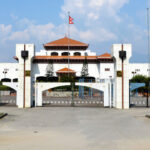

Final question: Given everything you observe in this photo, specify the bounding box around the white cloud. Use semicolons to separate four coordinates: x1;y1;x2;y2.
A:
0;19;57;43
87;13;99;20
59;0;131;45
78;28;117;42
0;17;117;57
0;20;62;62
61;0;129;22
0;19;67;51
79;30;95;41
16;18;35;28
0;24;12;37
0;0;147;62
8;29;30;41
89;0;104;8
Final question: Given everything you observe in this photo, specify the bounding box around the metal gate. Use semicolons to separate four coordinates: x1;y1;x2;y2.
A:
42;83;104;107
129;82;150;107
0;89;16;106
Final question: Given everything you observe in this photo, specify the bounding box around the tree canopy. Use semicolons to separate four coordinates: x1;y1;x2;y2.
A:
130;75;150;86
130;75;150;93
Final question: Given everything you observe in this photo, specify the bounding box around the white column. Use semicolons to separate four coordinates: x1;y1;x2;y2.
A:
35;83;43;107
16;44;35;108
109;81;112;108
104;83;109;107
111;44;132;109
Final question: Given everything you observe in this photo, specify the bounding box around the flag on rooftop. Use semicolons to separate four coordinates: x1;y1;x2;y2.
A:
69;16;74;24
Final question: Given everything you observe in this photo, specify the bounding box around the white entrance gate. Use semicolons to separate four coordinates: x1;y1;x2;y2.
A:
35;82;111;107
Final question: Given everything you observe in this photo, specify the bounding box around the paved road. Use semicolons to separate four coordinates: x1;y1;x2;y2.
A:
0;107;150;150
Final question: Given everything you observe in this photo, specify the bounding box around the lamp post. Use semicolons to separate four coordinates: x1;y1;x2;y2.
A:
21;45;29;108
132;71;136;78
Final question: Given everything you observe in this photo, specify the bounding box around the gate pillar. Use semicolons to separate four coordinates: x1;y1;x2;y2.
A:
111;44;132;109
35;83;43;107
16;44;35;108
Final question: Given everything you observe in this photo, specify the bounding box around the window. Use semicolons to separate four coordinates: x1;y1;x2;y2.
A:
135;69;140;72
74;52;81;56
62;52;70;56
51;52;58;56
105;68;110;71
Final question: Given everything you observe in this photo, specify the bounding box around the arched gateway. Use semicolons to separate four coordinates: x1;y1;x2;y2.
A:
1;82;18;106
35;82;111;107
6;37;132;109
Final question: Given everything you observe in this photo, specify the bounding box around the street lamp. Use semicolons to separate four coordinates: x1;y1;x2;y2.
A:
132;71;136;78
3;69;8;78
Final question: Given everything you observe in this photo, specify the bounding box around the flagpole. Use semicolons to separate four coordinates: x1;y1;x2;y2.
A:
68;11;70;78
147;8;150;77
147;8;150;107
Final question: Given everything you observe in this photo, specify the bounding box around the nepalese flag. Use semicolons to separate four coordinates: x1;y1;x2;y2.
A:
69;16;74;24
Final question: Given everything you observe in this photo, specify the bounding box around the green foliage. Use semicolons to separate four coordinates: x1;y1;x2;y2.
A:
36;76;58;82
130;75;150;94
60;75;75;82
130;75;147;83
0;85;12;91
52;85;72;91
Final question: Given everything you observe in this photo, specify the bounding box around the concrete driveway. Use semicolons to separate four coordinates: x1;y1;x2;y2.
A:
0;107;150;150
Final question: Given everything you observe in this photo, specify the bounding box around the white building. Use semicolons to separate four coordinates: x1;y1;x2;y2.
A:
0;37;149;109
0;37;149;82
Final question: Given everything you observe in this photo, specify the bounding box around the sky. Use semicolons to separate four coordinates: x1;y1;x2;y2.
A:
0;0;150;63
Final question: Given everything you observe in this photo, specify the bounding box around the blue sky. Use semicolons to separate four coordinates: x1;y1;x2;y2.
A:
0;0;150;62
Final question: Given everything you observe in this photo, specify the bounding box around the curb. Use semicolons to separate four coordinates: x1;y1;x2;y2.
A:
0;113;8;119
145;115;150;118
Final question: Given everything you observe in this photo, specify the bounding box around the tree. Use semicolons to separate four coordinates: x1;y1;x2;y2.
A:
130;75;147;83
60;74;75;82
81;55;88;77
45;62;53;77
130;75;150;95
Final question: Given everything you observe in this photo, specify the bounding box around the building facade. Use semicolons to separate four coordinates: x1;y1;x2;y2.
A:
0;37;149;109
0;37;149;82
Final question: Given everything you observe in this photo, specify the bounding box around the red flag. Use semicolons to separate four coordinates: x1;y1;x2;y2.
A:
69;16;74;24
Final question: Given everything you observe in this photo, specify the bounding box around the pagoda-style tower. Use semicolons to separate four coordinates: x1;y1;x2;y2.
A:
44;36;89;50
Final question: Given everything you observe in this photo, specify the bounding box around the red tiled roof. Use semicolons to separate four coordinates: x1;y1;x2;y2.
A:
97;53;111;58
56;67;76;73
44;37;88;47
34;56;97;60
34;53;112;60
14;53;112;62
